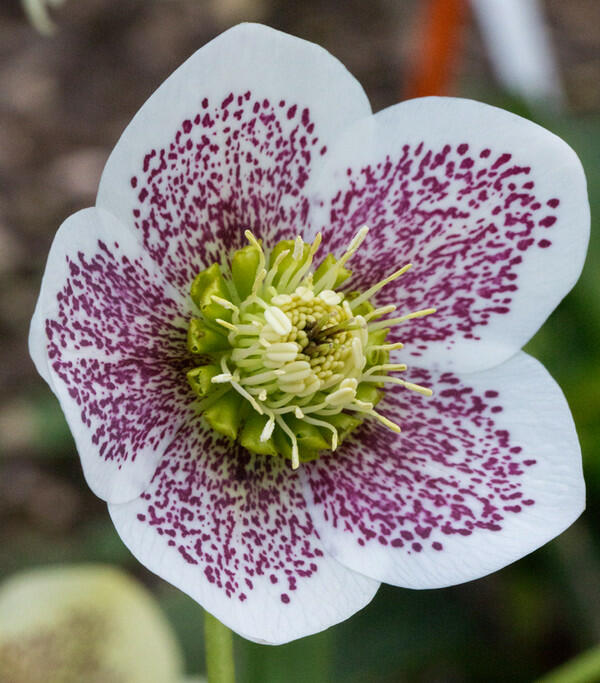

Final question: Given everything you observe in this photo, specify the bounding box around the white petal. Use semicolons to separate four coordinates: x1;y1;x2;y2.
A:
97;23;371;291
303;352;584;588
109;418;379;644
29;207;194;504
310;97;589;372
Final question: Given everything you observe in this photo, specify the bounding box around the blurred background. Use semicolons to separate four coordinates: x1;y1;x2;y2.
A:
0;0;599;681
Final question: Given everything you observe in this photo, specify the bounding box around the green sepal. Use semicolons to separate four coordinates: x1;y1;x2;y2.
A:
190;263;232;321
231;244;261;300
203;390;243;440
239;412;278;456
313;254;351;288
187;318;229;354
186;365;219;398
323;411;363;444
356;383;383;406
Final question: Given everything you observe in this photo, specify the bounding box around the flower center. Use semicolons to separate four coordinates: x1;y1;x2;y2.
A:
186;227;435;469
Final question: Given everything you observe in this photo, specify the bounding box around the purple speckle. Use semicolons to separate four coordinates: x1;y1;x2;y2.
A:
306;367;536;556
321;139;560;351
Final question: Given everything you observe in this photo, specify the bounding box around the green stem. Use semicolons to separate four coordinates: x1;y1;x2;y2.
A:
204;610;235;683
536;645;600;683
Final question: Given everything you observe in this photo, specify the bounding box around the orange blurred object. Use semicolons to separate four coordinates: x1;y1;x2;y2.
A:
405;0;467;98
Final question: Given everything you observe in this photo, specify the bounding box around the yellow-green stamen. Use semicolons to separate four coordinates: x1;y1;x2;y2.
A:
186;226;435;469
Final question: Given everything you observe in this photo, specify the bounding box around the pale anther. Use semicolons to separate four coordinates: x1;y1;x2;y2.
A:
292;235;304;260
271;293;292;306
325;386;357;406
368;307;437;331
216;318;238;332
265;342;300;364
339;225;369;267
211;295;239;312
264;306;292;335
212;373;233;384
260;416;275;442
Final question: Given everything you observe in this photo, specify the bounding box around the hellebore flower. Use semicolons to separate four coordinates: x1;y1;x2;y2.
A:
29;24;589;644
0;565;183;682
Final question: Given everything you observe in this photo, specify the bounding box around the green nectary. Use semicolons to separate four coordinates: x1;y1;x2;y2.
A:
185;227;434;469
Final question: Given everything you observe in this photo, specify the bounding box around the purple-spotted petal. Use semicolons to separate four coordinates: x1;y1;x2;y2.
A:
29;208;195;503
109;417;379;645
309;97;589;372
303;352;584;588
97;23;371;291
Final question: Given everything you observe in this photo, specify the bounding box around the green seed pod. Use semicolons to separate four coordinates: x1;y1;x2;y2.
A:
186;365;220;398
231;243;261;300
239;412;278;456
190;263;231;321
203;391;243;440
187;318;229;354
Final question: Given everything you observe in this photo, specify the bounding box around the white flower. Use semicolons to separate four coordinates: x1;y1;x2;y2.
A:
30;24;589;644
0;565;183;682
